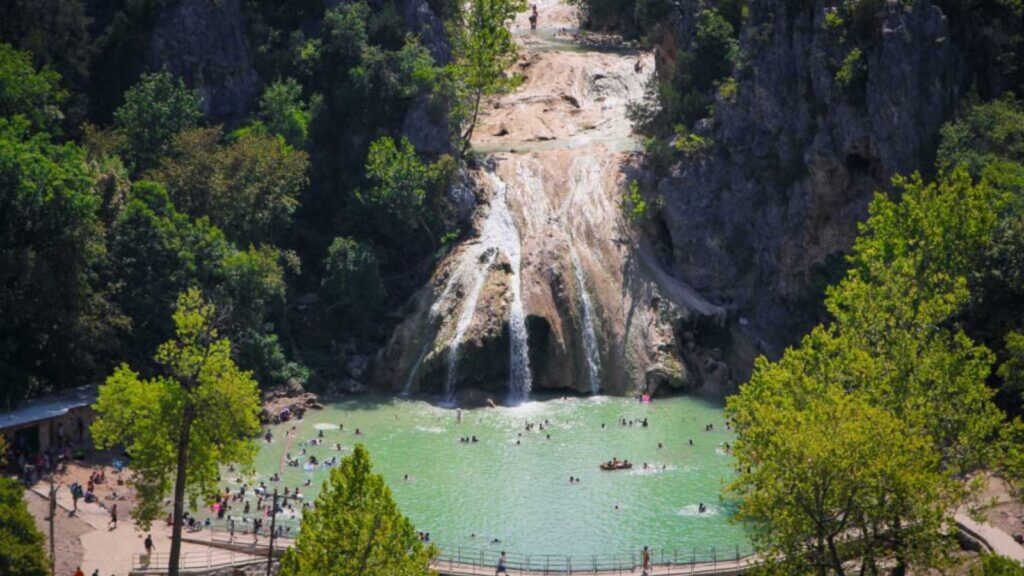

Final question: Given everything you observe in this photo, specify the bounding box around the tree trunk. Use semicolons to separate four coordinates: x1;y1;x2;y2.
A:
891;516;906;576
460;89;483;157
826;535;844;576
168;404;195;576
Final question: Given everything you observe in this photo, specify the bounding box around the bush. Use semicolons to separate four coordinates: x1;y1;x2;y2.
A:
835;48;866;90
972;554;1024;575
0;478;49;576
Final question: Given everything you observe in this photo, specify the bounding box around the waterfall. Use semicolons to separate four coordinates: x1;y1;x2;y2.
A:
443;250;496;402
483;172;532;402
404;267;467;395
570;246;601;394
441;172;531;403
402;335;433;395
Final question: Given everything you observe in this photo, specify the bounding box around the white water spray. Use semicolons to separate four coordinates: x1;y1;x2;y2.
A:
570;246;601;394
443;249;497;401
440;171;532;403
483;173;532;402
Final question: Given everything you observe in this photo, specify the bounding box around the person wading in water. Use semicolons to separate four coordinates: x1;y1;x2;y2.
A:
529;4;538;30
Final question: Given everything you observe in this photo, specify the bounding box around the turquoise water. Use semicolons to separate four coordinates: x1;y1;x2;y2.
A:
247;395;748;558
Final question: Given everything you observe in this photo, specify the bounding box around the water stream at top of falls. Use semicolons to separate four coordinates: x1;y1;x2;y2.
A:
570;246;601;394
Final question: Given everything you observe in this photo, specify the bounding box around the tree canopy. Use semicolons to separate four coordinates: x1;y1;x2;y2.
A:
113;72;202;175
91;288;262;575
0;477;50;576
727;167;1011;573
280;444;436;576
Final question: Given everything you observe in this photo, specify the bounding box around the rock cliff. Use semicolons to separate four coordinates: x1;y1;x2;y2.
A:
652;0;965;369
146;0;260;126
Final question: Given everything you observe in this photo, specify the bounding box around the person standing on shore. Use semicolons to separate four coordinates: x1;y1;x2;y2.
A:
641;546;651;575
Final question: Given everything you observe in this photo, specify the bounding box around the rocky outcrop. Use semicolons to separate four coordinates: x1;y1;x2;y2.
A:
653;0;965;362
146;0;260;126
375;21;736;400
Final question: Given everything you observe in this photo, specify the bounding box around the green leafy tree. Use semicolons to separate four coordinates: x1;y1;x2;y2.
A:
728;168;1008;573
214;245;306;387
660;8;737;128
0;43;67;133
280;444;435;576
998;332;1024;403
321;237;386;328
0;0;92;97
729;380;947;575
108;181;298;386
0;117;115;408
446;0;525;154
938;95;1024;178
0;477;50;576
150;127;309;245
113;71;202;175
258;78;311;148
91;288;261;576
972;554;1024;575
107;181;231;361
360;136;428;227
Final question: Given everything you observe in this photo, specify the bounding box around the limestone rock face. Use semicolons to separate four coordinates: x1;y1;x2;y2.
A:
374;23;732;400
146;0;260;126
655;0;964;361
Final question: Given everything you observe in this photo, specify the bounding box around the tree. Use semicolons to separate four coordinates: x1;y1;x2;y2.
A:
938;95;1024;178
91;288;262;576
0;477;50;576
360;136;428;227
107;181;231;363
149;127;309;246
0;43;67;133
972;554;1024;575
258;78;311;148
998;332;1024;404
113;71;202;175
727;168;1009;573
446;0;525;154
729;380;947;575
0;117;115;408
321;237;386;328
280;444;435;576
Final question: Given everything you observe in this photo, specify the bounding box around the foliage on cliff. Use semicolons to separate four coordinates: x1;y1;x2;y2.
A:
727;96;1024;570
0;0;525;404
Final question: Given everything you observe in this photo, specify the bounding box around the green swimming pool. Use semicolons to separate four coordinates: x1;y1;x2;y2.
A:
246;394;748;558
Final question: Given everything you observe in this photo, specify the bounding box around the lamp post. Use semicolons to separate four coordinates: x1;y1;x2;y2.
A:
266;489;278;576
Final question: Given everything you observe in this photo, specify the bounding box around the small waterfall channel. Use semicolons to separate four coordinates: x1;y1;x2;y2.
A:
428;171;532;403
570;246;601;394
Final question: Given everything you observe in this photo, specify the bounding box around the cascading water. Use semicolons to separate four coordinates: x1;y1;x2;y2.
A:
440;172;532;403
403;267;469;395
570;246;601;394
483;172;532;402
443;249;496;401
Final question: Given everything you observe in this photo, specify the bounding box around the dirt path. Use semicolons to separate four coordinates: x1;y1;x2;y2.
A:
25;488;90;576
